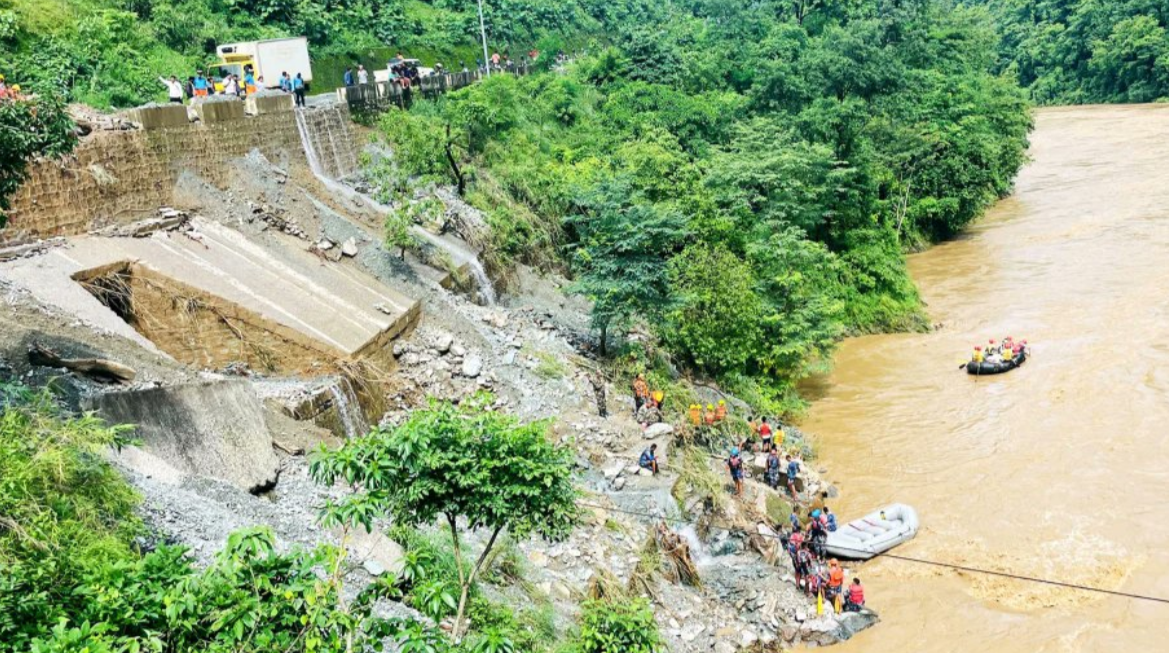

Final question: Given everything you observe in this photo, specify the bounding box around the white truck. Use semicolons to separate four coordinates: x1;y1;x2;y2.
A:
213;37;312;89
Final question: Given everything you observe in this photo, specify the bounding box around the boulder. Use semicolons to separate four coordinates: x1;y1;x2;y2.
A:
341;237;359;257
461;355;483;378
433;332;454;354
643;422;674;439
348;529;405;577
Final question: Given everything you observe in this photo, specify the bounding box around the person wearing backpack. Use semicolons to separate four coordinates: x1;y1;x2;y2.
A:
785;454;801;501
726;447;744;496
765;449;782;489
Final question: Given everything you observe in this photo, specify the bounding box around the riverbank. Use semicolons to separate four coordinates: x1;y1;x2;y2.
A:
799;104;1169;653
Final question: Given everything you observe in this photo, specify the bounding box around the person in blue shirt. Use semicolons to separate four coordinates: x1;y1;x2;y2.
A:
244;67;257;94
785;454;801;501
292;72;306;107
639;444;658;475
343;67;354;86
279;71;292;92
192;70;209;97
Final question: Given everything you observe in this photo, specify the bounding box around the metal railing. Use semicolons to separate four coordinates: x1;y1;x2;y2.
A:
336;63;532;112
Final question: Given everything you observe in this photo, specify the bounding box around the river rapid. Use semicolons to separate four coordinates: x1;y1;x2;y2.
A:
800;105;1169;651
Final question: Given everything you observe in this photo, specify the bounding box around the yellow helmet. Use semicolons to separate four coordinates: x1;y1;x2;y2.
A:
10;84;19;92
718;400;725;405
0;73;5;81
707;404;714;410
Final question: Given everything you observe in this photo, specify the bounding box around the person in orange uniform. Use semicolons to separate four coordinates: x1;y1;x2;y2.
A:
632;374;649;414
714;399;727;421
704;404;716;426
845;578;865;612
688;404;702;426
826;559;845;612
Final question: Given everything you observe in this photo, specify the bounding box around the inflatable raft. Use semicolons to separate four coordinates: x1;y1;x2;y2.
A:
825;503;919;560
966;350;1027;375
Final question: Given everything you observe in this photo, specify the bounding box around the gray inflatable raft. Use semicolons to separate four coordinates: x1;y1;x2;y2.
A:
825;503;920;560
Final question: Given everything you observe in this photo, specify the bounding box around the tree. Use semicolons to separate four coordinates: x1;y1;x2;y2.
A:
385;208;415;259
309;396;580;641
565;178;690;355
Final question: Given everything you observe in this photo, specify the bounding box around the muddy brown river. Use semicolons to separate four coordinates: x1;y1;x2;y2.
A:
801;105;1169;651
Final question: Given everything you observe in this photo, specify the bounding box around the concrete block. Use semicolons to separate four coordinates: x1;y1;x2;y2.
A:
131;104;190;130
246;93;294;116
89;380;279;493
193;98;246;124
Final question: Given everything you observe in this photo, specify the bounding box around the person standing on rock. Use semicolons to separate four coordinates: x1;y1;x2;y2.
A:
632;374;649;415
759;416;774;453
765;448;782;489
726;447;744;496
293;73;306;107
785;454;801;501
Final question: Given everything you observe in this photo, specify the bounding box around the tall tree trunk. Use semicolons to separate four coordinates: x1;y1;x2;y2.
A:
445;123;466;195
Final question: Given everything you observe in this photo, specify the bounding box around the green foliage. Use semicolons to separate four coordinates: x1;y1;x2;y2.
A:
973;0;1169;104
367;0;1031;415
576;598;662;653
311;395;579;637
0;93;77;227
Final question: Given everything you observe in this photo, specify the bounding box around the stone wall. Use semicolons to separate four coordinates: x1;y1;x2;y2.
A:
3;103;356;245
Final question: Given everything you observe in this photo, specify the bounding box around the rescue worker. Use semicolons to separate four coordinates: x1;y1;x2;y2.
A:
827;559;845;612
971;345;984;363
714;399;727;421
639;444;659;475
807;509;827;559
845;578;865;611
688;403;701;426
786;454;801;501
759;416;773;453
632;374;649;414
704;405;717;426
824;506;838;532
1003;342;1015;362
0;74;7;99
726;447;744;496
765;448;782;489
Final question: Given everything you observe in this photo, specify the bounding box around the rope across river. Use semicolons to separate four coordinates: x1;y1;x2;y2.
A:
576;501;1169;606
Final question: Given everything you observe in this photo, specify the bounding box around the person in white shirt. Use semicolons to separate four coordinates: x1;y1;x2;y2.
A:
357;65;368;84
159;75;184;103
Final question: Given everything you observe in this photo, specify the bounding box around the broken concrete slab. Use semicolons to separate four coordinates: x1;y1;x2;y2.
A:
89;380;279;493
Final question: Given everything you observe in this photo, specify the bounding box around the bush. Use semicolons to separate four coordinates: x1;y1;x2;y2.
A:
576;598;662;653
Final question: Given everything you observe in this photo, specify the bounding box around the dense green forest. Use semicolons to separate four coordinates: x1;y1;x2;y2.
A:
375;0;1032;410
972;0;1169;104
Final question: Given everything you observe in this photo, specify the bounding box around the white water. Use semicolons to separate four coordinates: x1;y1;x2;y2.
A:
409;226;497;306
293;108;497;305
677;525;712;567
328;377;369;439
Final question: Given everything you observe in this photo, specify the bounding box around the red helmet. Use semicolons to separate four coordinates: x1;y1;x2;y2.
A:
988;339;996;344
1004;336;1013;341
1021;339;1028;344
974;346;982;351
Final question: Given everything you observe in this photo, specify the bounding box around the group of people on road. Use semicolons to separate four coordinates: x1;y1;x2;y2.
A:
159;67;307;107
970;335;1027;365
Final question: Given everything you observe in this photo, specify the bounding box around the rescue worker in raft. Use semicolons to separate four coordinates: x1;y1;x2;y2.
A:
971;345;984;364
985;339;1003;364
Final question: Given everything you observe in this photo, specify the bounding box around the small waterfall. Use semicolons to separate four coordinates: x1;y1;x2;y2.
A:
410;227;496;305
328;377;369;439
293;107;497;305
677;525;712;566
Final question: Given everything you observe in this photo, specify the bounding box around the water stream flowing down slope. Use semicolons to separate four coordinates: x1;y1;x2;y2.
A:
801;105;1169;651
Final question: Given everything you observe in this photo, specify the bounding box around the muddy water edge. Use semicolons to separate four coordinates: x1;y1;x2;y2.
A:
800;105;1169;651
